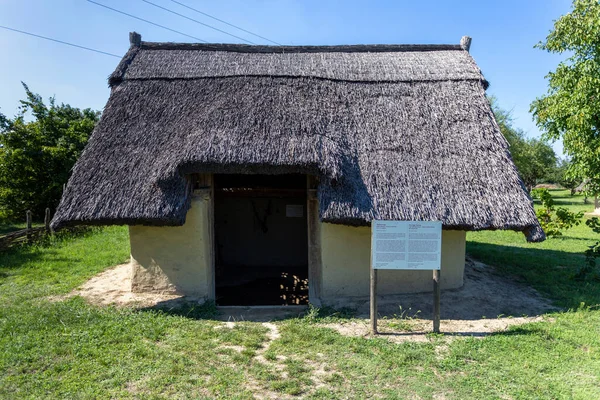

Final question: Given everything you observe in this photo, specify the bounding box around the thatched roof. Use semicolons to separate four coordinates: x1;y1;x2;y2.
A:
52;33;544;242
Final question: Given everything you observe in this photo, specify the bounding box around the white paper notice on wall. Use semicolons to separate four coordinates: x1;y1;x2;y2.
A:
371;220;442;270
286;204;304;218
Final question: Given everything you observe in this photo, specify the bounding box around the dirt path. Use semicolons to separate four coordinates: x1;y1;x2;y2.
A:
253;322;281;364
216;321;290;399
58;257;557;340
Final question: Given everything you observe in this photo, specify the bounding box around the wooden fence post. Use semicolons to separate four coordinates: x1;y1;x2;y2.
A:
370;267;378;335
45;208;51;233
26;210;32;243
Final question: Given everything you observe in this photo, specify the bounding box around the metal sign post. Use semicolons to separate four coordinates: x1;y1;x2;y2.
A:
370;220;442;335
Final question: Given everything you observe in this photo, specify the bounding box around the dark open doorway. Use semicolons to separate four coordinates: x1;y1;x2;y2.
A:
214;174;309;306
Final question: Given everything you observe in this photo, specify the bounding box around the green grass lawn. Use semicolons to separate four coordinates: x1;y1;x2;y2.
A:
1;192;600;399
468;189;600;308
0;221;44;236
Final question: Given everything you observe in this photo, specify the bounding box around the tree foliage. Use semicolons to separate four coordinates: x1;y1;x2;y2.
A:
490;97;557;190
548;158;581;194
0;84;99;221
578;217;600;281
531;0;600;195
533;188;583;237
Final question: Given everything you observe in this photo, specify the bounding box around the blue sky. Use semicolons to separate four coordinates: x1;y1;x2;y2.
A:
1;0;571;154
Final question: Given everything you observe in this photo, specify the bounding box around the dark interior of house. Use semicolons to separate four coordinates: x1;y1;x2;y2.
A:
214;174;309;306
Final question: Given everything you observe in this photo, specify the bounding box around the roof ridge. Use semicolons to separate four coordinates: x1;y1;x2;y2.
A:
121;75;488;88
139;42;464;53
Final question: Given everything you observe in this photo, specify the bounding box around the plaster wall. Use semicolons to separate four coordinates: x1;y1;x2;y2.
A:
128;196;467;303
130;194;212;298
320;223;466;302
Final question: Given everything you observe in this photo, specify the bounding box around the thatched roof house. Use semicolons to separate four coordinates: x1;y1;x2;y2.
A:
52;33;542;241
51;33;543;305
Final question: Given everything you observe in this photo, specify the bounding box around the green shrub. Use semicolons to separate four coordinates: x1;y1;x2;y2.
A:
535;188;583;237
576;217;600;281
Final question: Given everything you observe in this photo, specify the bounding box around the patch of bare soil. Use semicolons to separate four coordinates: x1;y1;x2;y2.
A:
324;316;552;343
326;256;557;320
55;263;185;307
57;257;557;342
304;354;342;391
323;256;558;342
217;321;293;400
253;322;282;365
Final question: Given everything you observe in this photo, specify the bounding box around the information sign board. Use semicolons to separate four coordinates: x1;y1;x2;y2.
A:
371;220;442;270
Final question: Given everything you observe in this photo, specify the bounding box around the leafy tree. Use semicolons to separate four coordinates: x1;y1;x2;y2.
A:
531;0;600;201
0;83;99;221
490;97;557;191
534;188;583;237
521;138;558;190
547;158;581;194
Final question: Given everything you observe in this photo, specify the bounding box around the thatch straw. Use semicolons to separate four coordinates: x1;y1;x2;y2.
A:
52;38;543;242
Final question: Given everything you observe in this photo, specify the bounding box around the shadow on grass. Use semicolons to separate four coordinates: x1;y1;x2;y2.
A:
492;324;551;337
377;331;493;339
1;246;84;271
0;223;24;236
0;228;93;271
549;236;594;242
1;246;60;270
376;324;552;340
138;298;357;323
140;299;220;320
467;242;600;309
552;198;588;205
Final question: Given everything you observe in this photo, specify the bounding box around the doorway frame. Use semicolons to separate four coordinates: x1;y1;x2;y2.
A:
306;175;323;306
200;173;322;305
